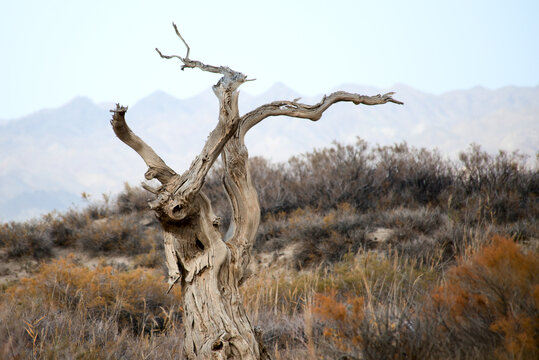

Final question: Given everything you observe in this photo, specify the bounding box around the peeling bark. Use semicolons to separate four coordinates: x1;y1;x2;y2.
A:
111;23;402;360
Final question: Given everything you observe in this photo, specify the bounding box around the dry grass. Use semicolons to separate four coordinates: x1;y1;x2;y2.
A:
1;236;537;359
1;140;537;358
1;256;182;359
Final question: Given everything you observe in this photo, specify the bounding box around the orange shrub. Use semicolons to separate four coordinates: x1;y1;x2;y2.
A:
6;255;181;333
430;236;539;359
312;289;365;354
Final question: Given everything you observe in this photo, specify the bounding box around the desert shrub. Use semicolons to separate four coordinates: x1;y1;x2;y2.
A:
286;139;376;212
80;192;113;220
250;156;297;215
311;251;441;360
0;201;164;259
0;256;183;359
200;140;537;268
51;207;92;243
133;241;166;269
455;145;539;224
502;219;539;243
243;249;437;319
364;207;447;255
312;289;365;358
256;204;473;269
255;204;371;264
430;236;539;359
307;242;539;360
254;211;291;253
116;182;154;214
242;247;442;359
258;204;467;269
77;214;158;255
254;312;307;352
381;207;446;235
374;208;493;266
46;217;75;247
5;256;181;334
457;146;532;195
373;142;453;207
2;140;537;357
0;221;52;259
282;205;369;268
0;303;185;359
312;292;441;360
40;211;79;247
278;141;536;224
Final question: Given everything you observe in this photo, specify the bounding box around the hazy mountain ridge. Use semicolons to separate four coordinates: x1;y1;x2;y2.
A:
1;83;538;221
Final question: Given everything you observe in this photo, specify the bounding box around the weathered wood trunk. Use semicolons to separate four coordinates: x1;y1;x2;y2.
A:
162;195;262;359
110;23;401;360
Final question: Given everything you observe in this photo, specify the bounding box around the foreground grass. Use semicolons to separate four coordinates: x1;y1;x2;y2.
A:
1;236;537;359
1;256;183;359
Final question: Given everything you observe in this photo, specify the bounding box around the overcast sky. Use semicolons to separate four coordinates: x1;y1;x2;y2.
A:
1;0;538;120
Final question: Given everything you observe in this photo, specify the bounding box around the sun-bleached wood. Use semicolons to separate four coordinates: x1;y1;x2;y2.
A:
111;23;402;360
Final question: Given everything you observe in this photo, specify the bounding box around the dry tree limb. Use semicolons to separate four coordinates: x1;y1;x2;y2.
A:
240;91;403;137
110;104;176;184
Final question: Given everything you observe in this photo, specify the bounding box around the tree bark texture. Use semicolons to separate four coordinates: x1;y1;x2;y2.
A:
110;23;402;360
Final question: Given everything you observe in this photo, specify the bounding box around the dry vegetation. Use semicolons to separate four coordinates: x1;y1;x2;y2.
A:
1;139;538;359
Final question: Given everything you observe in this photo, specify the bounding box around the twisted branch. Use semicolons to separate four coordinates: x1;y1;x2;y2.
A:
239;91;403;138
110;104;176;184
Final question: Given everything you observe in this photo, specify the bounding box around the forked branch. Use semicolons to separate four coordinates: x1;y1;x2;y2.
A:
114;24;403;225
155;22;248;87
151;24;255;219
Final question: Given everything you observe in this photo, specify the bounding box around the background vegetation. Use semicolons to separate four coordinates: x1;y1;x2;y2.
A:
1;139;537;359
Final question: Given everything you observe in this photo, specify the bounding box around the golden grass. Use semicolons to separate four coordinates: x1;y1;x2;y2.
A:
1;234;537;359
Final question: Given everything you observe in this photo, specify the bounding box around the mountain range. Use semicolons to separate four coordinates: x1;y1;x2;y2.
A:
1;83;538;221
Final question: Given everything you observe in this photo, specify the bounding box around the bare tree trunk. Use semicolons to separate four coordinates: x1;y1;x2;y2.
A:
110;23;402;360
161;194;263;359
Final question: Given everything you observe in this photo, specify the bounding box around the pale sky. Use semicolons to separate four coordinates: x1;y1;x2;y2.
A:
1;0;538;120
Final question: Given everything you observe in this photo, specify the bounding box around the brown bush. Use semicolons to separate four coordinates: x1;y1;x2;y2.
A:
5;255;181;334
116;182;154;214
0;256;184;358
77;214;157;255
430;236;539;359
312;289;365;357
0;221;52;259
310;251;441;360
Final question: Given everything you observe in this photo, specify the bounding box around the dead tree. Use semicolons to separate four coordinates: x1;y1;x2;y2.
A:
110;23;402;360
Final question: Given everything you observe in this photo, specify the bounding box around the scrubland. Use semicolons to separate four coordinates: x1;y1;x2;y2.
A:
1;139;538;359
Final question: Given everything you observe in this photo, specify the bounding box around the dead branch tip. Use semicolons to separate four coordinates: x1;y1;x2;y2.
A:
110;104;128;113
382;92;404;105
172;22;190;59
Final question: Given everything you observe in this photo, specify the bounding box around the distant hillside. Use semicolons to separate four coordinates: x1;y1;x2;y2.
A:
1;83;538;221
